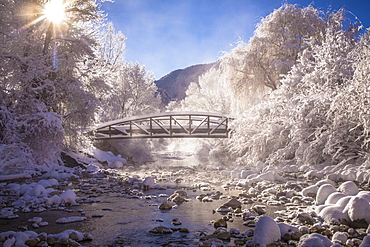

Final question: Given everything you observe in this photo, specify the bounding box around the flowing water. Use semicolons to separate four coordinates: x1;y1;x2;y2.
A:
0;153;282;246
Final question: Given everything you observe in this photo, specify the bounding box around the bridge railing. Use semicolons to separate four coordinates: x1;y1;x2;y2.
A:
92;112;233;139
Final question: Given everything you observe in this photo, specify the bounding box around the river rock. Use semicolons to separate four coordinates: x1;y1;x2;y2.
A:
217;231;230;240
213;218;227;228
149;226;173;234
222;198;241;209
168;191;188;204
25;239;39;247
172;218;182;225
251;205;266;215
159;202;173;210
179;228;189;233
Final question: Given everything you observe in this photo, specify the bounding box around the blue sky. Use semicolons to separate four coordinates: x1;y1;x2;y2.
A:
101;0;370;79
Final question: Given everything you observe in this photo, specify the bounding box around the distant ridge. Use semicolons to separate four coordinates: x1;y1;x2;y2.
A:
155;62;217;105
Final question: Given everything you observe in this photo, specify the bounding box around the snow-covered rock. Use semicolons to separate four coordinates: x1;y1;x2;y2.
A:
325;192;346;205
252;216;280;246
343;196;370;223
298;233;332;247
301;185;319;197
30;184;47;197
277;222;299;238
332;232;348;244
338;181;359;196
143;177;155;189
318;205;350;224
55;216;87;224
316;184;337;205
59;189;77;204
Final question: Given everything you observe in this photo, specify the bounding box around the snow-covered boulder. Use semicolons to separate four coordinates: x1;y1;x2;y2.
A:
301;185;319;197
335;196;352;209
318;205;350;224
332;232;348;244
38;179;59;188
343;196;370;224
143;177;155;189
338;181;359;196
31;184;47;197
357;191;370;202
252;216;280;246
298;233;332;247
46;195;62;206
60;189;77;204
86;164;100;172
277;222;299;238
316;184;337;205
325;192;346;205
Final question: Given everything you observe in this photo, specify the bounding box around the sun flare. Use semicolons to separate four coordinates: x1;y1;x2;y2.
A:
43;0;66;24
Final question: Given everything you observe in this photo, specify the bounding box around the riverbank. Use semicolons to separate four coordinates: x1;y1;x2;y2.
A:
1;156;370;246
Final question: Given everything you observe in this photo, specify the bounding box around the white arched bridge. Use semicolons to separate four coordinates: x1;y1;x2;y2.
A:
92;112;233;140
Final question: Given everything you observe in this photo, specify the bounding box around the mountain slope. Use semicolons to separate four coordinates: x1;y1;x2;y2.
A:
155;62;217;104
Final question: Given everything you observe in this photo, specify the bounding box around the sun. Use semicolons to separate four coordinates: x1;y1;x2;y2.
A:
43;0;66;24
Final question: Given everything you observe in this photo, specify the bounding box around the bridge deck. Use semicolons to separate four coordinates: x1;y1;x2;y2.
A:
92;112;233;139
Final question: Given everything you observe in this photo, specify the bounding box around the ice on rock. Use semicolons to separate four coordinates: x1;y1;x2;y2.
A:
338;181;359;196
343;196;370;223
316;184;337;205
325;192;346;205
298;233;332;247
60;189;77;204
252;216;280;246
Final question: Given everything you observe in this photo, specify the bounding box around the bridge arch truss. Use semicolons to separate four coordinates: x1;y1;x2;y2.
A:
93;112;232;139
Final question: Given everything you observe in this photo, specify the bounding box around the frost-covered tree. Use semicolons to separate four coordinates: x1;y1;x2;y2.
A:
228;8;363;167
221;4;326;109
0;0;107;168
107;62;161;119
177;67;232;114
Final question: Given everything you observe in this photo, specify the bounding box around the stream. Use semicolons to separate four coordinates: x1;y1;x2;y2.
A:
0;153;283;246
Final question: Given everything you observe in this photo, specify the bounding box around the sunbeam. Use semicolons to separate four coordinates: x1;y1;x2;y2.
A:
43;0;66;24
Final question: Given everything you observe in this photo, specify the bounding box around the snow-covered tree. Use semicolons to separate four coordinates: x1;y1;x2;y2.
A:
221;4;326;109
177;67;232;114
228;8;363;167
0;0;107;167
